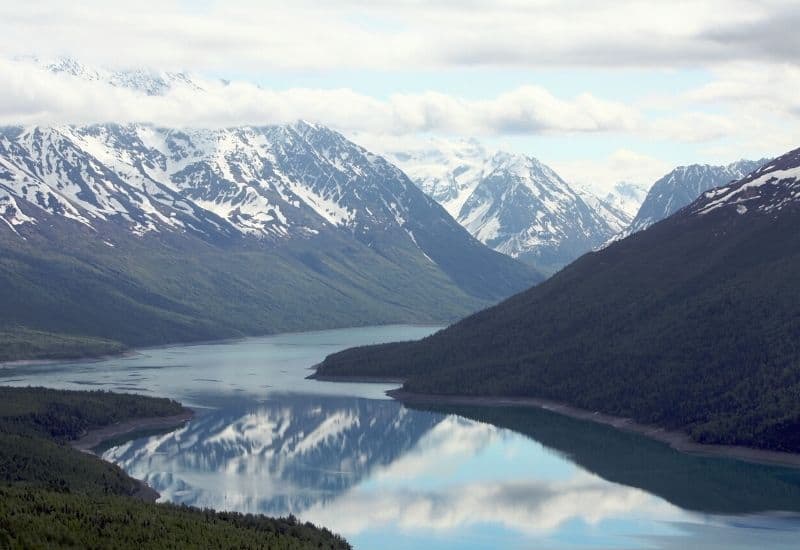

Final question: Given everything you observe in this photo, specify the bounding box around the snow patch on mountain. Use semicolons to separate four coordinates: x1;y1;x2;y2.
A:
0;191;35;235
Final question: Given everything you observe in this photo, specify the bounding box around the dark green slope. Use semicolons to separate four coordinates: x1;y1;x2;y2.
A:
316;149;800;452
0;211;538;360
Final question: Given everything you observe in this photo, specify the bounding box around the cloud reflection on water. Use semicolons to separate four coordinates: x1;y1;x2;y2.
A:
105;393;686;544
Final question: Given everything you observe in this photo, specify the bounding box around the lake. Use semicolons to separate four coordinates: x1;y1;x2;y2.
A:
2;325;800;549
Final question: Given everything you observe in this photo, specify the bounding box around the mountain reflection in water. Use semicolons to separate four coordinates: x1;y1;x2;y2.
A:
103;392;800;549
104;395;442;515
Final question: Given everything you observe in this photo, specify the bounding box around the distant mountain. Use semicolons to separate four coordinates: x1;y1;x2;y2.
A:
0;122;540;355
316;146;800;453
388;142;619;275
29;55;204;96
688;153;800;216
391;138;489;216
604;182;649;219
574;184;642;235
576;181;648;233
621;159;769;238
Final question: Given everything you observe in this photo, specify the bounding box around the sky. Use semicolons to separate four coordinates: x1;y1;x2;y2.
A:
0;0;798;190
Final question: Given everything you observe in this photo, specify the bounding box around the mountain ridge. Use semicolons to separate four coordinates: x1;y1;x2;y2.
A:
617;158;770;240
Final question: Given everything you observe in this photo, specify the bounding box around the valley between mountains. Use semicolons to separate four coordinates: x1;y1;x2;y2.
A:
5;4;800;548
0;121;540;360
2;57;797;459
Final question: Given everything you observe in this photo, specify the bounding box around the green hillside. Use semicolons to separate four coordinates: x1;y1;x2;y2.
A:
0;215;539;360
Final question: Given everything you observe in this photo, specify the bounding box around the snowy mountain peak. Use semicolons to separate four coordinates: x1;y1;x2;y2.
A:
386;139;622;274
25;55;204;96
486;151;560;183
0;122;446;251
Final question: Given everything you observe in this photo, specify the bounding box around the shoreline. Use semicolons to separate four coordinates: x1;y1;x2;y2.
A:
71;409;195;453
0;349;137;369
308;372;407;384
70;408;195;502
387;389;800;470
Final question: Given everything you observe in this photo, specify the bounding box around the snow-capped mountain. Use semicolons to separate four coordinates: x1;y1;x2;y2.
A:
387;143;619;275
0;121;540;349
0;122;488;252
30;55;204;96
391;138;489;217
581;181;648;220
688;149;800;217
575;183;646;232
622;159;769;237
458;152;619;273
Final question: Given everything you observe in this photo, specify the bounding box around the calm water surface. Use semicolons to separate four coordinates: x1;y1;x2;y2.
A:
3;325;800;549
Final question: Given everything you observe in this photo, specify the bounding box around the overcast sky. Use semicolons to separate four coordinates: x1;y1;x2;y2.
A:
1;0;798;189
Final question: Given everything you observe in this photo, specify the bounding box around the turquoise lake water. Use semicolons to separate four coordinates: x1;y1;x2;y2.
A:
3;325;800;549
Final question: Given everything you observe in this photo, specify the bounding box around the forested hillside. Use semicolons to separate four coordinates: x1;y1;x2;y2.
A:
316;147;800;452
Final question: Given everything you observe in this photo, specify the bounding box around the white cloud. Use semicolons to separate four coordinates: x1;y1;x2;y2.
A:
2;1;799;184
686;62;800;118
649;112;738;144
552;149;672;191
0;59;640;136
1;1;797;71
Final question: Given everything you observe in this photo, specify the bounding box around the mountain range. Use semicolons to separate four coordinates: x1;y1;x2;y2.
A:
387;141;638;275
0;120;539;358
315;146;800;453
24;55;205;96
12;57;656;278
